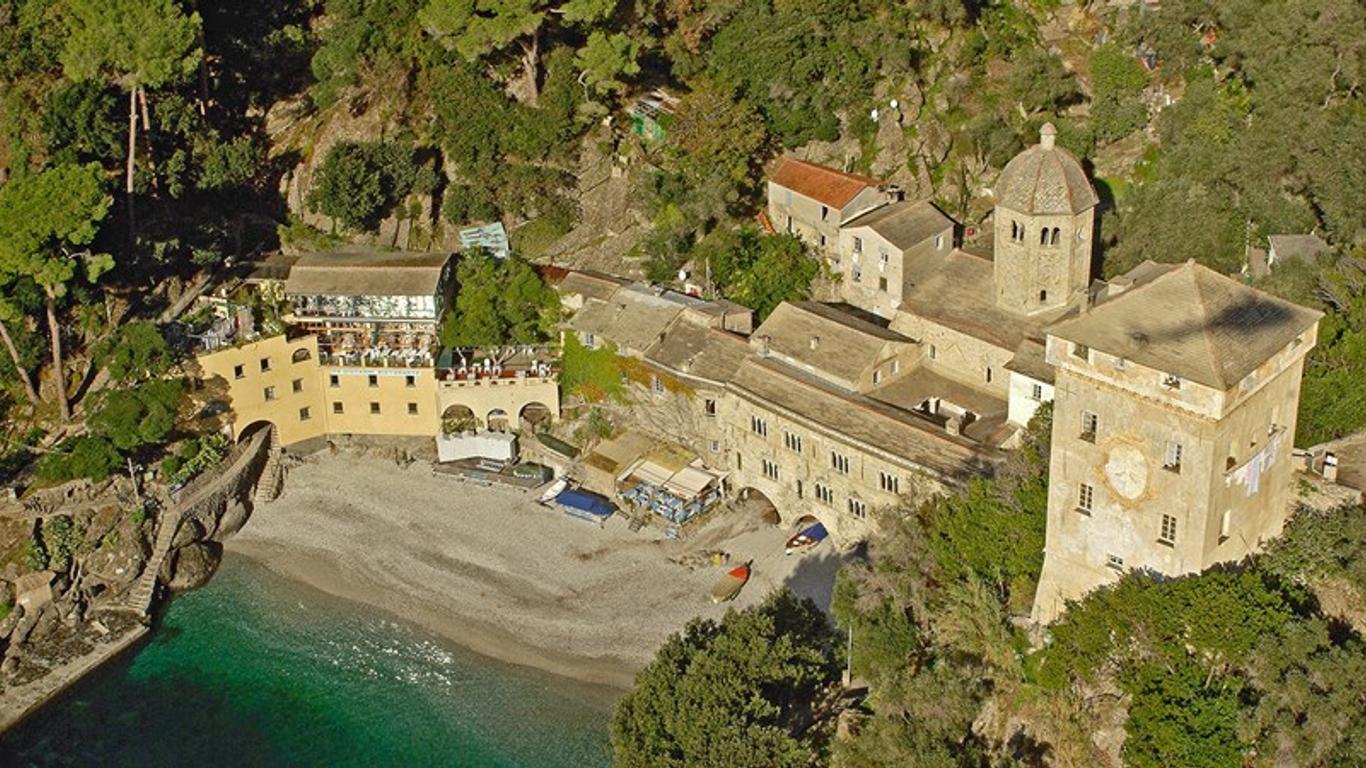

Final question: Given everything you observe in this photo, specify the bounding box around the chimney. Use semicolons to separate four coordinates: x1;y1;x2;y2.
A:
809;335;820;351
757;335;771;356
945;415;962;437
1040;122;1057;151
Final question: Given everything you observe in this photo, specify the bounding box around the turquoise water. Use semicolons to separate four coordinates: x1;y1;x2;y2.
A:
1;557;615;767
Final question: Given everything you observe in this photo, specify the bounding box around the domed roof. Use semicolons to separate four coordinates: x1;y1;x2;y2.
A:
994;124;1098;216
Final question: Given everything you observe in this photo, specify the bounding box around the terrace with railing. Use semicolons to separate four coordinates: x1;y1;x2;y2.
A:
436;345;560;386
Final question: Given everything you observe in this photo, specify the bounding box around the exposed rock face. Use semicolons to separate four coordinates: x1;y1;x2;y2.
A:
82;519;150;594
164;541;222;592
172;517;205;549
215;499;252;539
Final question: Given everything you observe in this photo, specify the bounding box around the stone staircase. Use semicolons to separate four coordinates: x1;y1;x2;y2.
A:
254;449;283;504
122;507;183;615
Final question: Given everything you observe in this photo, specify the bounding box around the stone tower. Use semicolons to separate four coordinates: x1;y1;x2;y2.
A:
1031;262;1322;624
992;124;1099;316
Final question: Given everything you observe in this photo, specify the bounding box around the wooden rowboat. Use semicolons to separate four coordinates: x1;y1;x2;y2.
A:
710;564;750;604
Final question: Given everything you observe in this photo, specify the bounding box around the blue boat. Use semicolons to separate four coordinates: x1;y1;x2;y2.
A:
554;488;615;525
785;522;829;555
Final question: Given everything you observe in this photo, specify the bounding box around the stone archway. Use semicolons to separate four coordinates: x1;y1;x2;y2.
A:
486;408;510;433
441;404;480;435
737;487;782;526
791;513;823;530
237;419;277;447
518;401;552;432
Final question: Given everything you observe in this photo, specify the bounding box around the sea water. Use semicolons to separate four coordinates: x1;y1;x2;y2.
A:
0;557;615;767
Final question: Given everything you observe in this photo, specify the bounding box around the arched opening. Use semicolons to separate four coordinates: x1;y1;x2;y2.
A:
238;419;277;445
791;513;822;530
291;347;312;363
441;404;479;435
1039;289;1048;303
738;487;781;526
518;401;552;432
486;408;510;433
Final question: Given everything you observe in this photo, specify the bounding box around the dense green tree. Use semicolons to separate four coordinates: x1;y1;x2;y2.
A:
87;378;181;453
59;0;202;232
574;31;640;96
41;79;125;166
1087;44;1150;144
439;251;559;347
95;320;171;384
696;228;821;321
418;0;615;104
612;590;838;768
0;163;113;421
307;140;421;231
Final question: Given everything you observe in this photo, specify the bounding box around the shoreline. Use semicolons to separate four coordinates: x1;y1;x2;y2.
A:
221;452;844;696
0;622;150;733
223;537;641;691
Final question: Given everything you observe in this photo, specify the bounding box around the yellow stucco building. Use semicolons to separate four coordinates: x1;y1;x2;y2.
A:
197;251;559;449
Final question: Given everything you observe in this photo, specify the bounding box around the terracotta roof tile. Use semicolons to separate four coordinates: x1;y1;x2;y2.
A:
770;158;884;209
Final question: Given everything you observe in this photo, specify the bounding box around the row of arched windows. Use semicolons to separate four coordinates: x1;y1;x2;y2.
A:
1008;220;1064;247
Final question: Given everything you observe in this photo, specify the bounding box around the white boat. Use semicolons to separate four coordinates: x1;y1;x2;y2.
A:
538;478;568;504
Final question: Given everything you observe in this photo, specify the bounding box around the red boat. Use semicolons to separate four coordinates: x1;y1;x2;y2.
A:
710;564;750;603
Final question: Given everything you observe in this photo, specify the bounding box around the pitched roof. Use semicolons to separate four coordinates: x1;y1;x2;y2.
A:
770;158;884;209
557;269;630;302
567;289;688;355
753;302;910;385
728;358;1000;479
994;124;1098;216
842;200;955;250
1047;261;1322;389
899;248;1053;352
284;251;451;297
644;318;751;385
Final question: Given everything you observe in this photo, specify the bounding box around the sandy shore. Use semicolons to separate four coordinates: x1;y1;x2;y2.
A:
225;453;846;690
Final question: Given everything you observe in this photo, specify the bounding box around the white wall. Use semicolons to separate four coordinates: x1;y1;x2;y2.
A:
1007;371;1053;426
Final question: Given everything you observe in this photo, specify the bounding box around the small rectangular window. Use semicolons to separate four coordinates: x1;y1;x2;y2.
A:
369;402;381;414
368;374;379;388
820;205;829;222
1080;411;1098;442
762;459;780;480
872;370;882;385
709;439;720;453
1164;441;1183;472
299;406;311;421
233;364;245;380
985;366;993;384
704;398;717;417
1159;514;1177;545
878;276;888;292
1162;374;1182;390
879;471;899;494
1072;343;1090;362
891;359;900;375
1220;510;1232;540
333;402;344;414
259;357;271;372
263;386;276;401
651;375;664;394
783;431;803;453
853;236;863;253
928;345;937;360
750;415;768;437
292;378;303;393
1078;483;1094;513
1106;554;1125;570
405;375;416;388
329;374;340;388
407;402;418;415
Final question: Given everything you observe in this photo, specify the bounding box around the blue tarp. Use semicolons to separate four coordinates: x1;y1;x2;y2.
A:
555;489;614;522
800;523;829;542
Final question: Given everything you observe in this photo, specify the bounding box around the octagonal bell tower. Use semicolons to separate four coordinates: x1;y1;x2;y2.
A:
992;124;1099;316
